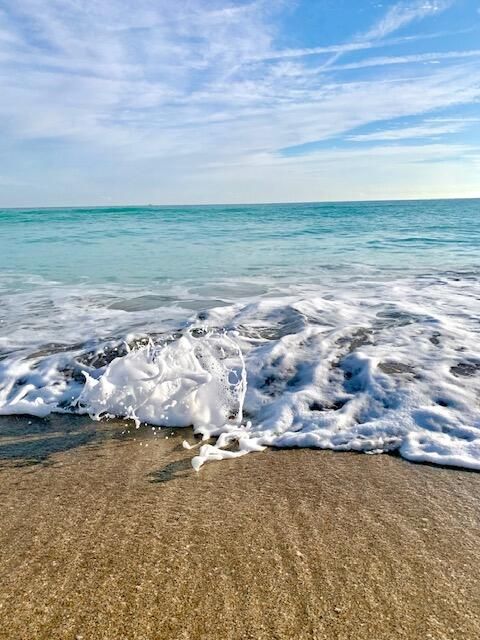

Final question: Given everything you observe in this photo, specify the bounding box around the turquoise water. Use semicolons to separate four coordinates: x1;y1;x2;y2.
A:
1;199;479;286
1;199;480;470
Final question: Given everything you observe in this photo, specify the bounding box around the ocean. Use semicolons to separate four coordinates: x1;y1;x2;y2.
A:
1;199;479;469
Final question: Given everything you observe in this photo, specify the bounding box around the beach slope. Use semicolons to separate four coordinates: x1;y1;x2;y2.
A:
1;418;479;639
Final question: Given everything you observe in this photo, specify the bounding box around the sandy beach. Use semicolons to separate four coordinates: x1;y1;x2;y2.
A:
0;415;479;640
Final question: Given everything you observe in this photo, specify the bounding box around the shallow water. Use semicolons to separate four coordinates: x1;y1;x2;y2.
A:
1;200;479;469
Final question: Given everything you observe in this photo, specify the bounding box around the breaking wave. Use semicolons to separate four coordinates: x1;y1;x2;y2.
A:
1;272;479;470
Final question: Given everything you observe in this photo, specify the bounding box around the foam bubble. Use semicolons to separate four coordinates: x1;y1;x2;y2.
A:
1;273;479;471
79;332;247;430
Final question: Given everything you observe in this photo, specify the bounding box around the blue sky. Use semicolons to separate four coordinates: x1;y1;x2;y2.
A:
0;0;479;206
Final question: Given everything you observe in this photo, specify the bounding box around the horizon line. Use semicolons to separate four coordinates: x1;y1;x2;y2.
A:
2;195;480;211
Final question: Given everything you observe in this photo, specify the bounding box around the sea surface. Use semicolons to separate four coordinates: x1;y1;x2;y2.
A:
1;200;479;469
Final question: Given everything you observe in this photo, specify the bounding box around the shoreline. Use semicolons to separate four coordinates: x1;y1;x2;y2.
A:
1;416;479;639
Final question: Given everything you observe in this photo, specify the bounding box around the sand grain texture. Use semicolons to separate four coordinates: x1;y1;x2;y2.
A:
0;419;479;640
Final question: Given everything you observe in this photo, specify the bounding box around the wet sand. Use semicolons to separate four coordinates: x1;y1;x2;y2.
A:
0;416;479;640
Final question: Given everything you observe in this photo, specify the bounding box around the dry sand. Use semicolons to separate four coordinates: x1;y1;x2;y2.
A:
0;415;479;640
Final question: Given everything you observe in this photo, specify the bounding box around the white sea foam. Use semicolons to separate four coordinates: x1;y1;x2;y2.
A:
1;273;479;470
78;332;247;429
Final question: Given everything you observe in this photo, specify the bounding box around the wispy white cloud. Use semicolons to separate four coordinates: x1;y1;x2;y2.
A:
330;48;480;71
0;0;474;151
264;48;480;82
245;30;459;62
320;0;455;70
426;116;480;122
364;0;454;40
158;142;480;204
348;120;470;142
0;0;479;205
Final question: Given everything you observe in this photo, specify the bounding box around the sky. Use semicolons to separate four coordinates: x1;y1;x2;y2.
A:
0;0;480;206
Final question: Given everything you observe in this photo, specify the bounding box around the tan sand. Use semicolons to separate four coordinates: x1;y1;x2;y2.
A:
0;416;479;640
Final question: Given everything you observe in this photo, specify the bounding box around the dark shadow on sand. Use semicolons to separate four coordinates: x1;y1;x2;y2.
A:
0;414;113;467
148;457;193;483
